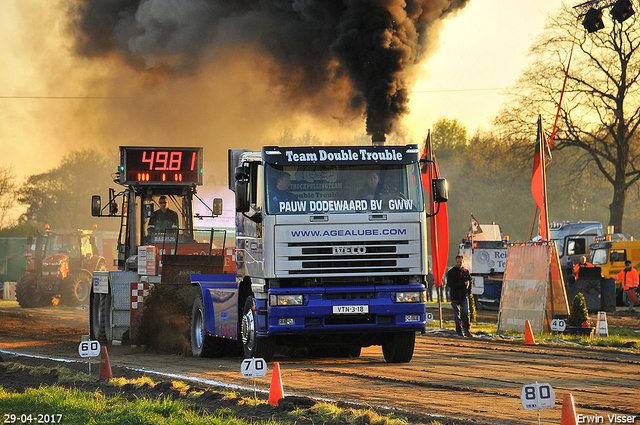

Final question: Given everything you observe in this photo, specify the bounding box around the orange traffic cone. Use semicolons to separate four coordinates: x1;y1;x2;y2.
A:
560;393;578;425
99;346;113;381
524;320;538;346
267;362;284;406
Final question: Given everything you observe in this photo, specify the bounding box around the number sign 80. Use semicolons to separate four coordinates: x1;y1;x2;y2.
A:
520;383;555;410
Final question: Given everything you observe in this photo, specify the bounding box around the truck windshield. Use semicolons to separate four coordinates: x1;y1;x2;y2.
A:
143;194;193;245
591;248;608;265
45;234;79;256
552;239;564;256
265;163;424;215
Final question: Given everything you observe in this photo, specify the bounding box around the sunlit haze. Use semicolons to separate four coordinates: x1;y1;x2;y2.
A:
1;0;562;186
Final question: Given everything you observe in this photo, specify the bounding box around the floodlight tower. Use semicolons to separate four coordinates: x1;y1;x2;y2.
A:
574;0;635;32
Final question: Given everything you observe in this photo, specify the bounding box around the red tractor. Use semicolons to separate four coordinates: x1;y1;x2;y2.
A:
16;229;107;307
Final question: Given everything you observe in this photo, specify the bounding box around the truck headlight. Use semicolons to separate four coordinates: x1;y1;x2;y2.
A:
270;294;303;306
396;291;424;303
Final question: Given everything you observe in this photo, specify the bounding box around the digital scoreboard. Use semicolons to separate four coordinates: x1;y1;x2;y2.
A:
119;146;203;185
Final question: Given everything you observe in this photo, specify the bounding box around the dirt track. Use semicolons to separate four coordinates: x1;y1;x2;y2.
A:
1;301;639;425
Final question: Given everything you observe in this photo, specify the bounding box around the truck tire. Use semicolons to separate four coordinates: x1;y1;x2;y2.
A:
382;331;415;363
61;273;91;307
90;293;101;340
241;296;275;362
100;292;112;344
96;258;107;272
16;273;52;308
91;293;109;344
191;295;223;358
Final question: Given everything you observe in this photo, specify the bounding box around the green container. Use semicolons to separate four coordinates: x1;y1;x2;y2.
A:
0;237;29;283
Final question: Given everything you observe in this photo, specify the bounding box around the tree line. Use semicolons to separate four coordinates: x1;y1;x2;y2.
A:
2;4;640;269
0;150;118;236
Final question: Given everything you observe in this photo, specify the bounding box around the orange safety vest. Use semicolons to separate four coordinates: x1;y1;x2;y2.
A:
573;262;594;276
616;267;640;291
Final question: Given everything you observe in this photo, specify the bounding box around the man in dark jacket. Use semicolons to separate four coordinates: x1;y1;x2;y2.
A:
446;254;473;337
148;195;179;233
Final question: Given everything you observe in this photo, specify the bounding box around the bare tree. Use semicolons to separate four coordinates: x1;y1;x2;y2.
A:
0;164;16;228
496;3;640;232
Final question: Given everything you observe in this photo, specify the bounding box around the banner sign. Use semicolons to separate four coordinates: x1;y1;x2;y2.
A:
262;145;419;166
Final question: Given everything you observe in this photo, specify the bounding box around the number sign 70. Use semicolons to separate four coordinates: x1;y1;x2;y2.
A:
241;358;267;378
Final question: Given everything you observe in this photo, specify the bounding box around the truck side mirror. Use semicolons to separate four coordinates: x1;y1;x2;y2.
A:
235;166;250;182
212;198;223;216
91;196;101;217
235;181;250;212
432;178;449;203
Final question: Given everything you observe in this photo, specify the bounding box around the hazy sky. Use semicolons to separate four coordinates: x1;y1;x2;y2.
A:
0;0;563;185
405;0;562;136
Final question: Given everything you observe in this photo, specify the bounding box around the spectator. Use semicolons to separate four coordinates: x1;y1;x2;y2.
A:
616;260;639;313
426;268;435;302
439;267;449;302
446;255;473;337
573;255;594;279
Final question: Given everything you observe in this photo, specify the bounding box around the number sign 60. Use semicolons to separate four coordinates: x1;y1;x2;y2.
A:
78;340;101;358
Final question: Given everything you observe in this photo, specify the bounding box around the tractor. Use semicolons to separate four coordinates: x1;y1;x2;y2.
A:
16;229;106;308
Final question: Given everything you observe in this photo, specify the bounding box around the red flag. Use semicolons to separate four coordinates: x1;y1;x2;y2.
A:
531;116;551;240
421;131;449;288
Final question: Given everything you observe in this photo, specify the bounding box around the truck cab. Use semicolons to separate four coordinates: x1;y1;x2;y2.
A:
228;144;445;362
549;221;603;268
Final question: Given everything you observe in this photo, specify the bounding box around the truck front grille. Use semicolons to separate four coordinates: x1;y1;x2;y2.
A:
275;224;422;276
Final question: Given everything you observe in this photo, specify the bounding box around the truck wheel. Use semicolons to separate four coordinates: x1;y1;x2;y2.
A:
91;293;109;344
96;259;107;272
191;295;223;357
61;273;91;306
241;296;275;362
16;273;51;308
382;331;415;363
100;292;112;344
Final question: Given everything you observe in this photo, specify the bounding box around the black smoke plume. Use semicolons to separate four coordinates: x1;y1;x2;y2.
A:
68;0;470;141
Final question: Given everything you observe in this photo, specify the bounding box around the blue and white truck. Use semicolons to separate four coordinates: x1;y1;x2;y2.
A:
193;144;447;363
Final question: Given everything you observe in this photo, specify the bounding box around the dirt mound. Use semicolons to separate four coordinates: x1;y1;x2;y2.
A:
136;284;196;354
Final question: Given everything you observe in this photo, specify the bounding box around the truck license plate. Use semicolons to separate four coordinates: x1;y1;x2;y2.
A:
332;305;368;314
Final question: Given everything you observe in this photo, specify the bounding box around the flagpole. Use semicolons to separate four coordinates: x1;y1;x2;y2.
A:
528;206;540;241
421;130;449;330
429;134;444;329
541;128;551;241
470;212;474;246
426;131;444;329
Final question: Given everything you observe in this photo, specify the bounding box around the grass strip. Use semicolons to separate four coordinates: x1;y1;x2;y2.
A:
0;364;451;425
0;385;270;425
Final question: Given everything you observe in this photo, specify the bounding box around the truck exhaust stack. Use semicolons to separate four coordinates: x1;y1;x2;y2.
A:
372;135;385;146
